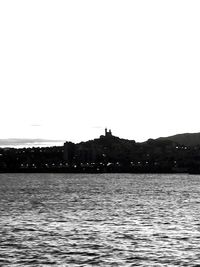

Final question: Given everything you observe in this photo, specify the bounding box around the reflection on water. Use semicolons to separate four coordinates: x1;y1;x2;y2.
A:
1;173;200;266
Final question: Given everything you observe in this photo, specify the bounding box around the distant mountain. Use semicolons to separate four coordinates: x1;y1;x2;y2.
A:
157;132;200;147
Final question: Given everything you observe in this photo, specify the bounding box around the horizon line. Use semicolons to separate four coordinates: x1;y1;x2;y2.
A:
0;130;200;148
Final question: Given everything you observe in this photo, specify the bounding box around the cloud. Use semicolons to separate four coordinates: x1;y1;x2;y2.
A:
0;138;65;148
92;126;103;129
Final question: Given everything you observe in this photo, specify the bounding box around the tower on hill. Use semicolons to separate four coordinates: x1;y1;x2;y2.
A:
105;128;112;137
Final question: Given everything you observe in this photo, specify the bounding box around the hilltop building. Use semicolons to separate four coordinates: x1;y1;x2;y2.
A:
99;128;113;139
105;128;112;137
63;129;113;163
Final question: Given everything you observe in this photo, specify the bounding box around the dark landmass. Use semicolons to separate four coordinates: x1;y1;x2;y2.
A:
157;132;200;147
1;130;200;173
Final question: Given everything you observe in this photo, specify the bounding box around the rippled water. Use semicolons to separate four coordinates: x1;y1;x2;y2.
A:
1;173;200;266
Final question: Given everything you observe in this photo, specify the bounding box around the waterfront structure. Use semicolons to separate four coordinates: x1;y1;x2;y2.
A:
63;142;75;162
64;141;96;163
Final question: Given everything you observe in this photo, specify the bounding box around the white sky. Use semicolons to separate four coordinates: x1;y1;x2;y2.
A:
0;0;200;145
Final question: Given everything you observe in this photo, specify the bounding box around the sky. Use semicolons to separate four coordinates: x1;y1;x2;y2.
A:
0;0;200;147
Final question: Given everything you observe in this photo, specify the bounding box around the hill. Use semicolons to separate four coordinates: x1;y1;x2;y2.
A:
2;131;200;173
157;132;200;147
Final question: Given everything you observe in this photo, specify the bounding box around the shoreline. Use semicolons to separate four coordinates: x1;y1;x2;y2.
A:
0;170;196;175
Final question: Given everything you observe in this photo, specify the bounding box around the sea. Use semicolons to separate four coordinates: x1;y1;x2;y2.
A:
1;173;200;266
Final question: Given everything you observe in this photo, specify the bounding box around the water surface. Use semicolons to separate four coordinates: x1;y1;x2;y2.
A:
1;173;200;266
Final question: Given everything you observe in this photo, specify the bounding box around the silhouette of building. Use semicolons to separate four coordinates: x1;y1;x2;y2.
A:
63;142;75;162
100;128;113;139
105;128;112;137
76;144;96;163
64;141;96;164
